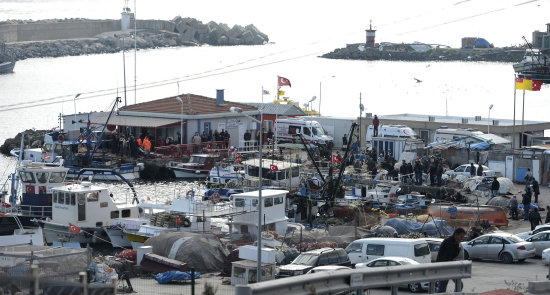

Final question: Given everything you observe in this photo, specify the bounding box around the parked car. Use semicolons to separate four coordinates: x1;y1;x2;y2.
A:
516;224;550;240
355;256;429;293
419;238;443;262
525;230;550;256
462;233;535;263
444;164;496;178
277;248;351;278
542;248;550;265
345;238;431;265
306;265;352;274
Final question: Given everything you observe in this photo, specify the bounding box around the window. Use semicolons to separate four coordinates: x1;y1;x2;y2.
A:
490;237;509;244
303;128;311;136
337;250;349;263
345;242;363;253
49;172;65;183
328;252;339;264
274;196;283;205
292;254;319;266
288;125;301;135
53;192;58;203
234;198;245;207
366;244;384;256
110;211;120;219
36;172;49;183
455;166;465;172
473;236;490;245
252;199;258;207
292;168;299;177
95;222;103;227
264;198;273;207
121;209;131;218
100;202;108;208
388;261;400;266
370;260;388;267
414;243;430;257
530;233;546;242
318;254;329;266
20;172;35;183
87;192;99;202
312;127;326;136
70;193;76;205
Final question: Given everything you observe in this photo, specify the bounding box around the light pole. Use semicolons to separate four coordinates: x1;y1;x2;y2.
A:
308;96;317;115
487;104;494;134
176;96;183;144
73;93;81;122
230;106;263;282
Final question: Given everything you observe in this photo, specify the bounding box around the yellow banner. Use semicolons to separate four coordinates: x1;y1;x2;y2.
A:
516;78;532;90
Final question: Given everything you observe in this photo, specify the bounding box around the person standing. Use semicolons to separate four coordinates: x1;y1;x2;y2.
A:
469;163;476;178
400;160;408;184
447;203;458;219
545;206;550;224
532;178;540;203
491;177;500;197
476;162;483;176
436;162;444;187
414;160;423;185
436;228;466;293
244;130;251;150
509;196;519;221
522;189;532;221
372;115;379;137
342;134;348;149
529;208;542;230
429;162;437;186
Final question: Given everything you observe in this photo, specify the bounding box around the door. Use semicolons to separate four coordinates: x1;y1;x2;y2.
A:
467;236;490;259
533;159;540;182
203;122;211;134
77;193;86;221
345;242;365;264
486;236;506;260
505;156;514;179
365;243;385;262
529;233;550;256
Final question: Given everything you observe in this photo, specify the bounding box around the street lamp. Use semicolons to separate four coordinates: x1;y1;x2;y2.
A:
230;106;264;282
488;104;494;134
176;96;183;144
73;93;81;122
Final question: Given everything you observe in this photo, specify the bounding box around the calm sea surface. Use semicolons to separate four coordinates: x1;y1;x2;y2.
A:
0;0;548;197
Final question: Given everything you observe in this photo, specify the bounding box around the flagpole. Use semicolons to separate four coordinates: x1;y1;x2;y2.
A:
262;86;264;103
513;75;517;149
521;90;525;148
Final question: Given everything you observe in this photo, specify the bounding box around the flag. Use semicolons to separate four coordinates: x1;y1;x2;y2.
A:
69;223;81;235
278;76;291;87
147;196;151;201
270;164;279;171
263;89;270;95
44;154;51;160
516;78;543;91
278;91;285;96
332;154;343;163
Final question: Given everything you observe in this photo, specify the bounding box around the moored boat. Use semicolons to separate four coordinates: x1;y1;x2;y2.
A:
168;153;223;179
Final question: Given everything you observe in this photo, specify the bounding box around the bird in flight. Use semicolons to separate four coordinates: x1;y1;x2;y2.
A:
414;78;422;83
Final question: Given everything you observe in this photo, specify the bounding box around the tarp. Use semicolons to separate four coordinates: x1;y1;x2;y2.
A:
154;271;200;284
384;218;454;237
475;38;491;48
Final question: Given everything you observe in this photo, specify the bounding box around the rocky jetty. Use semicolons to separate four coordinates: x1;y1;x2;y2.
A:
4;16;269;61
322;43;526;62
0;129;48;156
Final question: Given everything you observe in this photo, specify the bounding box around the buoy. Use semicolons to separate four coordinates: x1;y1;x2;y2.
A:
211;192;221;204
57;134;65;143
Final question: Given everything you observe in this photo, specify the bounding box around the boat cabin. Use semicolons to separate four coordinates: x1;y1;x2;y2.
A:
229;190;289;237
242;159;302;189
51;182;142;228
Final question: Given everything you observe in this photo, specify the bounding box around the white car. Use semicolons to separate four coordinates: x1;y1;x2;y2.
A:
542;248;550;265
462;233;535;263
306;265;351;274
516;224;550;240
525;230;550;256
355;256;429;293
445;164;495;178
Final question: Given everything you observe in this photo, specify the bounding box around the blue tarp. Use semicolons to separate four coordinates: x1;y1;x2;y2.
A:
457;141;490;150
475;38;491;48
384;218;454;237
155;271;200;284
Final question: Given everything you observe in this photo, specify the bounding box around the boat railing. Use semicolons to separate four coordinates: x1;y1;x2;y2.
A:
4;204;53;218
181;199;258;217
154;141;228;158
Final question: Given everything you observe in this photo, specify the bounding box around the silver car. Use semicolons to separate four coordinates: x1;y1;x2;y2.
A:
444;164;495;177
462;233;535;263
516;224;550;240
525;230;550;256
355;256;429;293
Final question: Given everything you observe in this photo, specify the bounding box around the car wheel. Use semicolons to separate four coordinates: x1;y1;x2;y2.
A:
501;252;513;264
464;251;470;260
408;283;421;293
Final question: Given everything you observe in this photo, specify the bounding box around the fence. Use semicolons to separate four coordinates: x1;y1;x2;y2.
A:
154;141;228;158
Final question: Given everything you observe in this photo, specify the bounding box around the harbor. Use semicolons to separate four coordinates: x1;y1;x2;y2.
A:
1;1;550;295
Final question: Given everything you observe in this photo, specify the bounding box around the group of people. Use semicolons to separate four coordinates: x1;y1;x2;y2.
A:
243;129;274;149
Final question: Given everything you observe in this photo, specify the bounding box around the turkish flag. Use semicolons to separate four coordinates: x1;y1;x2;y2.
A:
278;76;291;87
26;185;35;194
270;164;279;172
69;223;81;235
332;154;343;163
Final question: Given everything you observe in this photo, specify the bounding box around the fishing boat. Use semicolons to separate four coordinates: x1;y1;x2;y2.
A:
167;153;223;179
513;49;550;83
0;215;44;247
240;158;303;190
39;181;142;245
208;160;245;185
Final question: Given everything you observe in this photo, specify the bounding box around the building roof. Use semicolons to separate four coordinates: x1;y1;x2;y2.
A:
246;103;306;116
377;113;546;127
120;94;257;117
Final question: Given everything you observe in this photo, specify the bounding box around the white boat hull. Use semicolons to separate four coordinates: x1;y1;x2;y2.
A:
0;227;44;247
103;227;132;248
170;168;209;179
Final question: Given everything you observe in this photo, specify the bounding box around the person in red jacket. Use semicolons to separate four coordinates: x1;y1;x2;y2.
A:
373;115;380;137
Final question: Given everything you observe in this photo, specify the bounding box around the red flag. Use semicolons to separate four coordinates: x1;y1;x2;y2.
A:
69;223;81;235
332;154;343;163
270;164;279;171
44;154;51;160
147;196;151;201
532;79;543;91
278;76;291;87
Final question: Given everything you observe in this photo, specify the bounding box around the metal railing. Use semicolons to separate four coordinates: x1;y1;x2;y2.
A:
235;261;472;295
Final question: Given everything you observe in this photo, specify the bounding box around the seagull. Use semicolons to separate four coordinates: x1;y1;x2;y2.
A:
414;78;423;83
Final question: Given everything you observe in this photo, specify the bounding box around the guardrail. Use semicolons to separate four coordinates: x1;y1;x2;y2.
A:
235;261;471;295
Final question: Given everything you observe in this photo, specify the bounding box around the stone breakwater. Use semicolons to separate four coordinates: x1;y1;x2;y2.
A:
1;16;269;60
322;43;526;62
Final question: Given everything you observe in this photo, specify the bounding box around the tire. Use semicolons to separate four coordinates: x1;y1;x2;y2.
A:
182;218;191;228
501;252;513;264
464;251;470;260
408;283;421;293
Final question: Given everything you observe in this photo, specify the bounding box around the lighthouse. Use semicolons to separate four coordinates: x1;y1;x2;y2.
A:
365;20;376;48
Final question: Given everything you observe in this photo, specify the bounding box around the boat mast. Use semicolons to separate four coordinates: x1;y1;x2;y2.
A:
134;0;137;105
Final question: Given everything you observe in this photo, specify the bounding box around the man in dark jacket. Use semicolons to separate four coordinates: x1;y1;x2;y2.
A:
373;115;379;137
532;179;540;203
491;178;500;197
436;163;444;187
476;162;483;176
522;189;532;221
509;196;519;220
436;228;466;293
414;160;423;185
469;163;476;177
529;208;542;230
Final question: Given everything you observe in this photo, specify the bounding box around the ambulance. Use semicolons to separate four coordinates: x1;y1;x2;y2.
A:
365;125;417;147
275;117;333;145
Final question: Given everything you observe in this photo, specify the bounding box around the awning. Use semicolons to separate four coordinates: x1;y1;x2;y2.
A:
92;114;182;128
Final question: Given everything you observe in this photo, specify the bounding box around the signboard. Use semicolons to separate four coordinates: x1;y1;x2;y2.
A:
227;119;240;129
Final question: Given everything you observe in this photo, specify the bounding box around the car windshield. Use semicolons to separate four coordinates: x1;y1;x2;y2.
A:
397;259;413;265
292;254;319;266
507;235;522;243
312;127;326;136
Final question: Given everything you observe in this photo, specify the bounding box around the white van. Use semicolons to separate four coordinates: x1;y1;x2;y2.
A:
345;238;431;265
365;125;416;147
433;128;484;143
275;117;333;145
